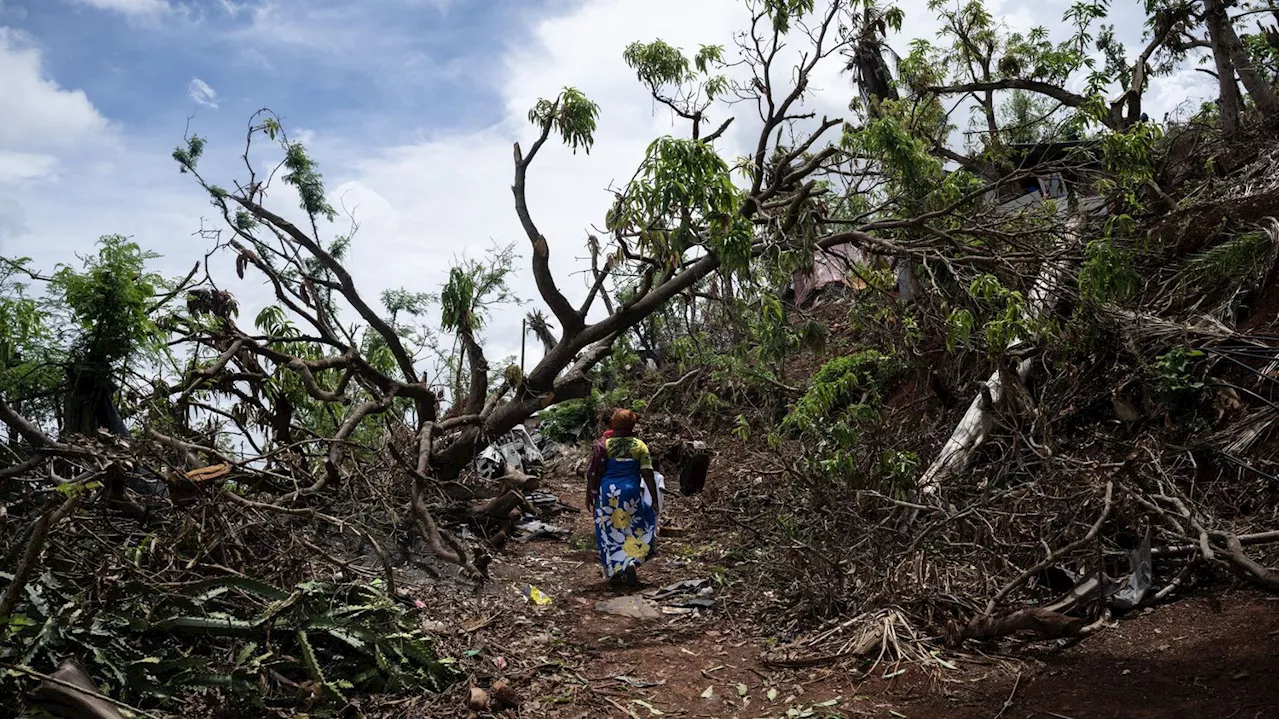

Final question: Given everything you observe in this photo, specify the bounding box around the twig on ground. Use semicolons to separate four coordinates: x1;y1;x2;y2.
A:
983;481;1114;616
994;671;1021;719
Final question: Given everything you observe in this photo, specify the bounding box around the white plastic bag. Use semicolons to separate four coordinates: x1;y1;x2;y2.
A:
642;471;664;516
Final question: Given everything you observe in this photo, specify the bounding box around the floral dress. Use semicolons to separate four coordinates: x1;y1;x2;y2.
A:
591;436;657;580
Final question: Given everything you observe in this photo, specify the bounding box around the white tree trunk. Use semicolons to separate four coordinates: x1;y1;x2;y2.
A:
917;214;1082;499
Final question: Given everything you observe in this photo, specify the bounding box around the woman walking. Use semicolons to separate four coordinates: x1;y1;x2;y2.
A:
585;409;659;587
589;428;664;515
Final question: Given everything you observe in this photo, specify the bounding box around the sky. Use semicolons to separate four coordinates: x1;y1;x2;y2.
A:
0;0;1217;384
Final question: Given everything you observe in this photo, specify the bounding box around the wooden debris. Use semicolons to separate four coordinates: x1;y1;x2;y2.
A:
184;463;230;481
950;607;1089;644
490;679;519;709
27;660;127;719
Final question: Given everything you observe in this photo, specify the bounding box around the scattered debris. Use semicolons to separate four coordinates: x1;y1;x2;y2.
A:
466;678;518;711
491;679;520;709
467;686;490;711
525;585;553;606
422;620;451;634
642;578;715;614
526;491;565;511
762;609;932;672
595;595;662;619
631;698;664;715
645;578;710;601
515;519;569;541
476;424;545;480
26;660;131;719
614;675;666;689
531;430;571;461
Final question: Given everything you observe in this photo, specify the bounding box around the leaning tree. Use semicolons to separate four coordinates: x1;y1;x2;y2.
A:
144;0;885;576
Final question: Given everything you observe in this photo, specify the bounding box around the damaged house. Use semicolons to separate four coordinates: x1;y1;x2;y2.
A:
790;139;1107;306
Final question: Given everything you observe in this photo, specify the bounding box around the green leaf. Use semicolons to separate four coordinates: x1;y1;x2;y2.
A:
528;87;600;154
150;615;260;637
297;629;323;683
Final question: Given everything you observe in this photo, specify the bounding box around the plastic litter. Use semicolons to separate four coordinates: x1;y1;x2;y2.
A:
524;585;552;605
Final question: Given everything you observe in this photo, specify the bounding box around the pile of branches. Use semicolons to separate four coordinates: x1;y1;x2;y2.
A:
684;119;1279;664
0;419;458;716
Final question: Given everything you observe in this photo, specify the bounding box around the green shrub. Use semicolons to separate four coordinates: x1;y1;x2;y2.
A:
781;351;901;476
537;392;601;443
783;350;897;439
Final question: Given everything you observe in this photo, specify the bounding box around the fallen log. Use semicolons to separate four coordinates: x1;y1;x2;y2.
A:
1153;530;1278;558
1219;533;1279;592
917;213;1083;499
949;607;1089;645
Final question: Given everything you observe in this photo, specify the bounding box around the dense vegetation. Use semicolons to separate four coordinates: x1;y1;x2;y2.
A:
2;0;1276;716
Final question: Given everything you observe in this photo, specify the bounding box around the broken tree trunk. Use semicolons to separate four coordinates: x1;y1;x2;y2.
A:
917;213;1083;500
948;607;1091;645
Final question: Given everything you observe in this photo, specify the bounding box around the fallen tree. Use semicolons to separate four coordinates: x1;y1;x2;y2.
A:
917;213;1085;499
152;0;868;575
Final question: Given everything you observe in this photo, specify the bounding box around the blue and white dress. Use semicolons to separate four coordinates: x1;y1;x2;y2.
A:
591;436;658;579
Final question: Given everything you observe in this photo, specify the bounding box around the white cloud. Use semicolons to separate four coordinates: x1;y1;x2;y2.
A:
0;21;207;291
0;151;59;184
0;28;110;188
1145;65;1218;122
216;0;247;18
0;29;108;152
73;0;171;17
187;77;219;108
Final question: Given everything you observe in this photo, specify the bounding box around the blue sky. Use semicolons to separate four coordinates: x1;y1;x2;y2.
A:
0;0;1217;377
7;0;557;141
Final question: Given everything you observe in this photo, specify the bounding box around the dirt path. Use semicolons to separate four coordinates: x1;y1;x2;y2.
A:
441;471;1278;719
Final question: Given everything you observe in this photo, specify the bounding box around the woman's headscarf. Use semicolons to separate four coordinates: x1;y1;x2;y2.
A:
609;408;638;435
